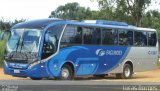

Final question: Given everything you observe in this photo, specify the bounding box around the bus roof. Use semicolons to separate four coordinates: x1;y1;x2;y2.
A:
12;19;65;29
12;19;156;32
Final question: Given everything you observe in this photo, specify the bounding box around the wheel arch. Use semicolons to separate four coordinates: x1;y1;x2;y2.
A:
123;60;134;72
61;61;75;75
115;60;134;79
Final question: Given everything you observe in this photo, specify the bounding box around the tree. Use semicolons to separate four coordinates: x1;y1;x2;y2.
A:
0;18;26;32
49;2;92;20
126;0;151;26
11;19;26;26
96;0;151;26
0;19;11;31
142;10;160;37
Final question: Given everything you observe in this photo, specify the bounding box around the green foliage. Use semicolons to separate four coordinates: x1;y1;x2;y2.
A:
0;19;26;32
142;10;160;37
49;2;92;20
0;31;8;67
97;0;151;26
12;19;26;27
0;20;12;32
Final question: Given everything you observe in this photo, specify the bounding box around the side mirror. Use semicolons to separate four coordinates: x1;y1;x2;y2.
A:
45;33;49;43
0;31;5;40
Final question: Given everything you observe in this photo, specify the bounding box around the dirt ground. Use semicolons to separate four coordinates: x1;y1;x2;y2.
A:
0;68;160;82
0;68;27;80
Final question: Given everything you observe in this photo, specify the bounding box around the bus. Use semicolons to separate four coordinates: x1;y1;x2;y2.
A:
2;19;158;80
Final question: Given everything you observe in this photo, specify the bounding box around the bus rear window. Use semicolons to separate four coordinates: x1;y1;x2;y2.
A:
134;31;147;46
148;32;157;46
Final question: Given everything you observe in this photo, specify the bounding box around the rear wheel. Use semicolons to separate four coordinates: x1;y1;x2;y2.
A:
116;64;133;79
60;64;74;80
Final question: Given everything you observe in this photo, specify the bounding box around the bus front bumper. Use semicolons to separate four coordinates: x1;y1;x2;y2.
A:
3;61;49;78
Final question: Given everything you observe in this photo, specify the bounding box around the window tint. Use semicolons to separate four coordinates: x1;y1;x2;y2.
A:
92;28;101;44
42;25;64;59
61;26;75;44
127;31;133;45
61;26;82;45
83;27;94;44
47;25;64;39
75;27;82;44
119;30;128;45
148;32;157;46
134;31;147;46
102;29;118;45
119;30;133;46
47;31;57;53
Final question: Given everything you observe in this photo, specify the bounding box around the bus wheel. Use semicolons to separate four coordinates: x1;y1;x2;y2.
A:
30;77;42;80
116;64;133;79
60;64;74;80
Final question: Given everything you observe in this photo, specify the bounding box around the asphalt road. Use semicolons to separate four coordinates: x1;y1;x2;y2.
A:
1;68;160;91
0;80;160;91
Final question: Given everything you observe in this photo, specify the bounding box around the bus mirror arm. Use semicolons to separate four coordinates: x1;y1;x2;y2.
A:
0;31;5;40
0;30;11;40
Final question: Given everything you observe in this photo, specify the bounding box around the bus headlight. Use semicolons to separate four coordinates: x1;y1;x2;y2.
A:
28;61;39;69
3;60;8;67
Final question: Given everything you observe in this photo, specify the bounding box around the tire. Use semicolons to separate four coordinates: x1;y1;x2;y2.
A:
60;64;74;80
30;77;42;80
93;74;106;78
116;64;133;79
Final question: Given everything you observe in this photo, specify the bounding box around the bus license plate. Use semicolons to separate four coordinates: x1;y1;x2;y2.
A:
14;70;20;73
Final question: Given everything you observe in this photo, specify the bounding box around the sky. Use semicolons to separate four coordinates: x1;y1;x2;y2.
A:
0;0;98;21
0;0;159;21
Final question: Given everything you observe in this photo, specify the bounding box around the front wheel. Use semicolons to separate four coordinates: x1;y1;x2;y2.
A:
116;64;133;79
60;64;74;80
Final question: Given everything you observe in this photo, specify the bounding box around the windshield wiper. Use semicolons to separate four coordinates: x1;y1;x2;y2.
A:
19;31;30;61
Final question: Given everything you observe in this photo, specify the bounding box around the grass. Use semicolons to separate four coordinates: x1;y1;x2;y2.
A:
0;31;8;67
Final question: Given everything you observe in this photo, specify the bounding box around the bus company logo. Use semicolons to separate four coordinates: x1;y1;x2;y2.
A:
148;50;157;55
96;49;123;56
96;49;105;56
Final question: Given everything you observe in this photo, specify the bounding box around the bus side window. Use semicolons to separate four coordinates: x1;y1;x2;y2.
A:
83;27;94;44
42;31;57;59
127;31;133;45
142;32;147;46
148;32;157;46
119;29;128;45
61;25;82;47
134;31;147;46
102;29;118;45
61;26;75;45
92;28;101;45
42;25;64;59
74;27;82;44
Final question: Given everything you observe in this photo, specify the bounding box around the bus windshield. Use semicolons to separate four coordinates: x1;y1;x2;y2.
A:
5;29;41;63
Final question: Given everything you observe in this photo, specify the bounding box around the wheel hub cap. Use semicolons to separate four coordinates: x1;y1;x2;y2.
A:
124;67;130;77
61;68;69;78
